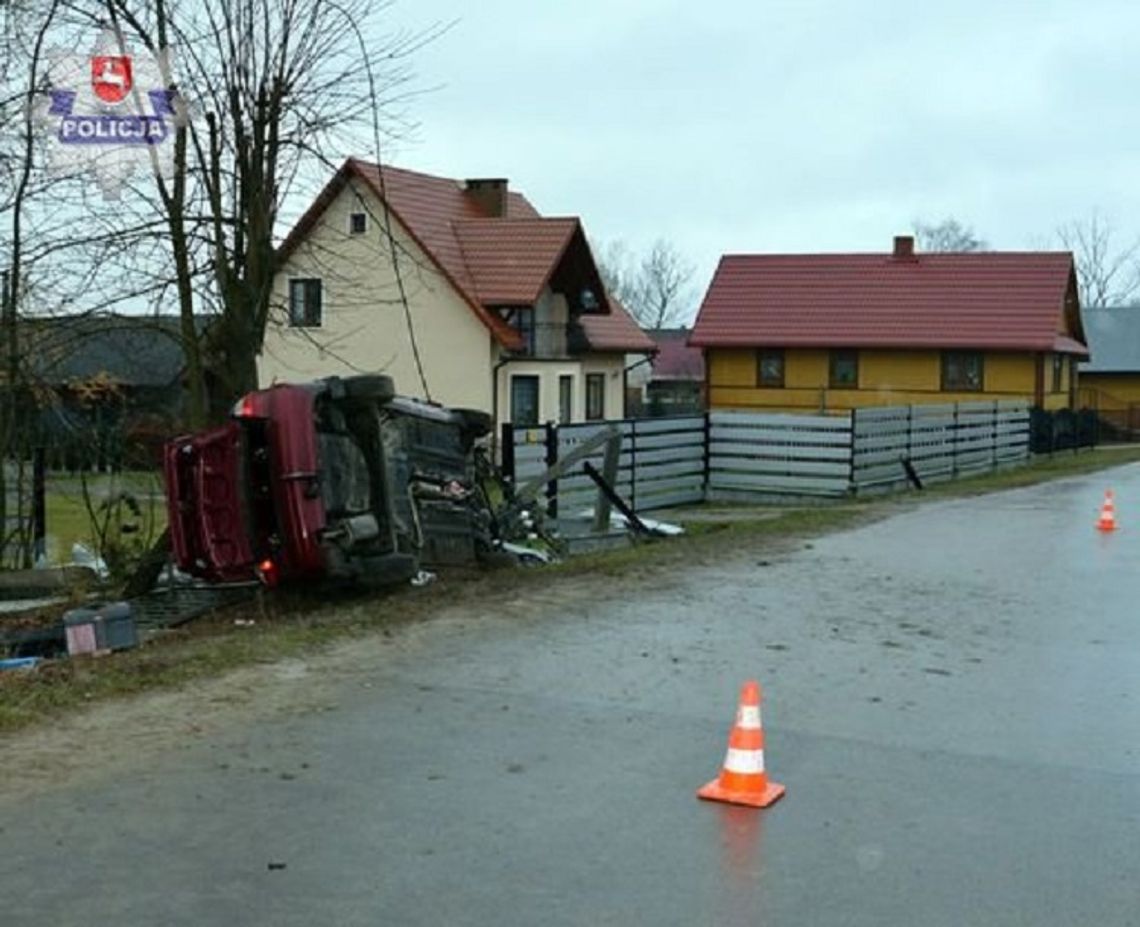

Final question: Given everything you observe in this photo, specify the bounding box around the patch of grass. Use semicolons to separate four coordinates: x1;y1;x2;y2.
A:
43;471;167;566
917;446;1140;499
0;593;399;732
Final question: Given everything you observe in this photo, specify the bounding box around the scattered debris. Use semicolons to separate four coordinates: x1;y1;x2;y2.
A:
70;543;109;579
410;570;437;588
497;541;554;565
0;656;40;671
63;602;138;656
571;509;685;538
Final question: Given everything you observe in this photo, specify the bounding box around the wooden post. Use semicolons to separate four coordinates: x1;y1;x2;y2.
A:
583;461;656;537
593;430;622;534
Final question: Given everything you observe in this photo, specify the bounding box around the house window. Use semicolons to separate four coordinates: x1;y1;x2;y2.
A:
829;350;859;389
942;351;984;391
559;374;573;423
349;212;367;235
756;349;784;388
511;375;540;426
586;373;606;421
508;309;535;355
1052;353;1064;393
288;278;322;328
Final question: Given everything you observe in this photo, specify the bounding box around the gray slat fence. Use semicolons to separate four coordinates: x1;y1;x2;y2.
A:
510;416;705;516
851;400;1030;491
510;400;1031;512
707;410;853;497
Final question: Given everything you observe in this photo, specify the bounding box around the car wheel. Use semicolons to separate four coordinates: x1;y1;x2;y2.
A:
343;374;396;402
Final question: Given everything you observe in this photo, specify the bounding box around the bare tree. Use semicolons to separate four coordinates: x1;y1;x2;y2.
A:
1057;212;1140;308
913;217;988;253
597;238;696;329
0;0;65;566
163;1;437;416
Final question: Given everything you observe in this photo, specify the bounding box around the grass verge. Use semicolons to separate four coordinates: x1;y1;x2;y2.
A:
3;446;1138;734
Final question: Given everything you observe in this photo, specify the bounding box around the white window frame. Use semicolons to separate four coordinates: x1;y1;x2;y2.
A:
288;278;323;328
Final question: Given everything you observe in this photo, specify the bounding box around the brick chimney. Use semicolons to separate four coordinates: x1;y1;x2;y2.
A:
893;235;917;260
465;178;508;218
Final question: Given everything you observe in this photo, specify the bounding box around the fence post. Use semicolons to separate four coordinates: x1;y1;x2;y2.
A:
499;422;515;481
544;420;559;519
952;402;960;476
702;411;712;502
848;408;857;494
629;419;637;513
32;448;45;566
991;401;999;470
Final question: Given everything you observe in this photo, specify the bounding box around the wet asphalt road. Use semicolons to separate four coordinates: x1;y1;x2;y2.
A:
3;465;1140;926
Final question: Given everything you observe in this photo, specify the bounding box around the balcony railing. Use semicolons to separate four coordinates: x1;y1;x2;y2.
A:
512;322;566;358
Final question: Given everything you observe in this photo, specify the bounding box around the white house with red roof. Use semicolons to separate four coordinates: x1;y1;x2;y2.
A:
260;159;654;427
689;235;1087;413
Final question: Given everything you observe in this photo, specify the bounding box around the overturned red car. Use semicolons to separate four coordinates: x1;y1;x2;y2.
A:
163;375;494;587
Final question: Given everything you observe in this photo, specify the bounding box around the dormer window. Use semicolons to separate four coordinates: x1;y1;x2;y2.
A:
579;288;599;311
349;212;367;235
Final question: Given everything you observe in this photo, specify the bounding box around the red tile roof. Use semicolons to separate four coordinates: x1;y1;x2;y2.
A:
579;300;656;353
278;159;650;354
453;218;578;305
690;250;1085;354
650;329;705;379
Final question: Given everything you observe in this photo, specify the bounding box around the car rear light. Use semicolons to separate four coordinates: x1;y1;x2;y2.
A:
256;558;279;587
233;395;257;418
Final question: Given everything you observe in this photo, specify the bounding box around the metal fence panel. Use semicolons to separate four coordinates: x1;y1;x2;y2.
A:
513;400;1035;510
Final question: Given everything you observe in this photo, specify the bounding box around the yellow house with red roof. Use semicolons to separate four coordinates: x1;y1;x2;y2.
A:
689;236;1088;413
260;159;653;427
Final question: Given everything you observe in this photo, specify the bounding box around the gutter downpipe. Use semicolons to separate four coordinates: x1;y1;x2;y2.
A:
491;352;512;464
623;352;655;418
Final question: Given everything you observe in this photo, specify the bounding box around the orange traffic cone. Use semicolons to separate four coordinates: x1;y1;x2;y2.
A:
1097;489;1117;532
698;680;785;808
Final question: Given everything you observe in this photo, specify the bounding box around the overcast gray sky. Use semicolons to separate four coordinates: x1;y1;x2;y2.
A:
383;0;1140;303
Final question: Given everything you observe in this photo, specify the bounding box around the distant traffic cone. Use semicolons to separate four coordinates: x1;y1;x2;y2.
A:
698;680;785;808
1097;489;1117;532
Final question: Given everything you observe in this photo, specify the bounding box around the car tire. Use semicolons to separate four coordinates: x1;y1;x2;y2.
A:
343;374;396;402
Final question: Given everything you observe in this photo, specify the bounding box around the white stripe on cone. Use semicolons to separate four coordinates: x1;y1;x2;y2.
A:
737;706;762;729
724;748;766;774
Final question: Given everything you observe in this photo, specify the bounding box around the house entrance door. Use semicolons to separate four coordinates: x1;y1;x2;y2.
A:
510;375;540;426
